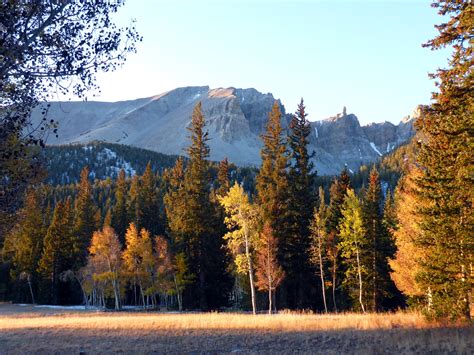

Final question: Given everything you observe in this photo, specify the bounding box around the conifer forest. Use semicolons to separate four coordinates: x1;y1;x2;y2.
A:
0;0;472;336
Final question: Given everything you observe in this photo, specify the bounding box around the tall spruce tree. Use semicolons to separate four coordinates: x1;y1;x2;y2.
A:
38;198;75;304
128;175;142;229
140;162;160;235
2;188;45;303
183;101;213;310
362;166;396;311
286;98;316;308
112;169;128;243
167;102;229;310
256;101;291;308
414;0;473;320
74;167;95;266
164;157;187;253
216;158;231;196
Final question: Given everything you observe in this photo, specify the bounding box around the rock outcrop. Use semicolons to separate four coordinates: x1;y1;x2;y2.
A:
31;86;415;175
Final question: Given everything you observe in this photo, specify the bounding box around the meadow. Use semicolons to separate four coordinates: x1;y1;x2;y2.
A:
0;304;472;354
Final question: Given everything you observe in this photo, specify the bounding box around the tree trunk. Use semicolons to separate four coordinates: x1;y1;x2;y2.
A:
332;258;338;312
272;291;277;313
268;287;272;315
173;275;183;311
112;279;121;310
372;219;377;312
26;275;35;304
356;248;365;313
139;280;146;308
245;230;257;315
318;236;328;313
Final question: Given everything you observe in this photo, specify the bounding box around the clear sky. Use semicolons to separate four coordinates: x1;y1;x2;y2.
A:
88;0;451;125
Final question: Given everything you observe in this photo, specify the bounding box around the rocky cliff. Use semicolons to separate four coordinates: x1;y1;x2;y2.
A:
31;86;415;175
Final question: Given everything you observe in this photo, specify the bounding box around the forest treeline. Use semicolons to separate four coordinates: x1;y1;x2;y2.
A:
0;99;408;314
0;0;471;321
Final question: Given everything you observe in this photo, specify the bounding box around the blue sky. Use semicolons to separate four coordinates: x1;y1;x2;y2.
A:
91;0;450;125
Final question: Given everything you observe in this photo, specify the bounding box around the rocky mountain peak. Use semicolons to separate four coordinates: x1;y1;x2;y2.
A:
31;86;415;175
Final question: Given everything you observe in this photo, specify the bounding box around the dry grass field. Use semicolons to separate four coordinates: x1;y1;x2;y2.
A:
0;304;472;354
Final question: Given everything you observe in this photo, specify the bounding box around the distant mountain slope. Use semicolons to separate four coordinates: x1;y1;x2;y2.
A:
31;86;416;175
43;142;180;185
43;142;258;192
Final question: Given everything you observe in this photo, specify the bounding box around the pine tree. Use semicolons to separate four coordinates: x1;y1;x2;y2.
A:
286;98;316;308
128;175;142;229
255;222;285;314
140;162;159;234
362;166;396;311
309;187;329;313
339;189;368;313
216;158;231;196
256;101;291;308
2;188;45;303
165;102;228;310
38;198;75;304
74;167;95;266
183;101;213;310
112;169;128;243
414;0;473;320
164;157;187;250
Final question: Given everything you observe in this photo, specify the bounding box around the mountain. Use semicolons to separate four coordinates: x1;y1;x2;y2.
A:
31;86;416;175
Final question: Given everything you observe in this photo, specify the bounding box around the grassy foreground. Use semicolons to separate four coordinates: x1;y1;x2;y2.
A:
0;304;472;354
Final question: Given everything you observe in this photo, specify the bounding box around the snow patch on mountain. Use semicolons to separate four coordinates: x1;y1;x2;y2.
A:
370;142;383;156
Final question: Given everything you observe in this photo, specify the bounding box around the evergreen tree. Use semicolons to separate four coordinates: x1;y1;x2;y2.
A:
166;102;229;310
182;101;213;310
414;0;473;320
164;157;187;251
74;167;95;266
38;198;75;304
256;101;291;308
140;162;160;235
338;189;368;312
362;166;396;311
128;175;142;229
216;158;231;196
112;169;128;243
2;189;45;303
286;98;316;308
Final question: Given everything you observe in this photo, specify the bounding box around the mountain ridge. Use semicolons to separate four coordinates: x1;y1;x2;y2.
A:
31;86;416;175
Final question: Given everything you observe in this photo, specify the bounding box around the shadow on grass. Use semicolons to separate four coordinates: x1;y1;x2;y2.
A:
1;326;472;353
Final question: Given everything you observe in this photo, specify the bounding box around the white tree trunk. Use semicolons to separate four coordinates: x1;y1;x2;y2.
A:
356;248;365;313
318;235;328;313
245;229;257;315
